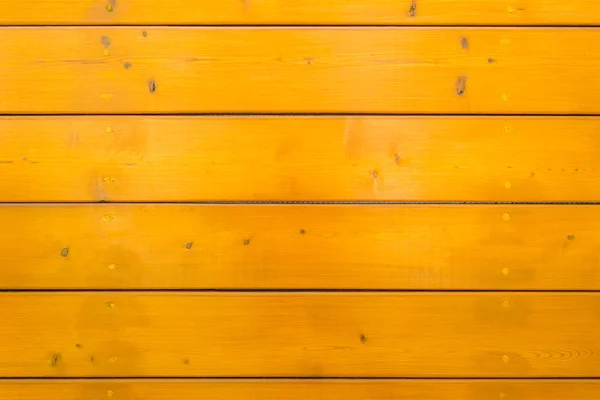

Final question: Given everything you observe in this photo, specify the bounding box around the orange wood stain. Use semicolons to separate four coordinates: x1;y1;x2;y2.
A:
0;0;598;388
0;28;599;113
0;0;599;25
0;379;599;400
2;292;600;377
1;117;600;202
0;204;598;290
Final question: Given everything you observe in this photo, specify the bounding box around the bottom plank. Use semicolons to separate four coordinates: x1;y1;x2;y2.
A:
4;293;600;377
0;380;599;400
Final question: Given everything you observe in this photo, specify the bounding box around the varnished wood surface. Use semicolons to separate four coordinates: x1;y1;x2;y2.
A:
2;293;600;377
1;204;598;290
2;0;599;389
1;28;599;114
1;379;599;400
2;117;600;202
1;0;600;25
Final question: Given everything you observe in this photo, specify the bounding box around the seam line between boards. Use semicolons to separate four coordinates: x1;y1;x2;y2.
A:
0;376;599;380
2;289;600;293
2;201;600;205
2;24;600;28
2;113;600;117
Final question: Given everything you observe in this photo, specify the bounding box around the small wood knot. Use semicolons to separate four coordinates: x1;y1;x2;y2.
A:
101;36;111;48
103;214;115;222
60;248;69;257
148;79;157;93
106;4;113;12
300;229;306;235
394;153;401;164
244;239;251;245
142;31;148;37
360;333;368;344
50;353;61;366
75;343;82;348
567;235;575;240
124;62;132;69
455;76;467;96
370;170;379;180
183;358;190;364
408;0;417;16
488;58;496;63
460;36;469;50
107;390;114;397
185;241;193;250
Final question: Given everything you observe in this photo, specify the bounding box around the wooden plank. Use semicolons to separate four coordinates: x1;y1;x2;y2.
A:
1;117;600;202
1;0;600;25
2;204;599;290
0;28;599;114
1;379;600;400
2;293;600;377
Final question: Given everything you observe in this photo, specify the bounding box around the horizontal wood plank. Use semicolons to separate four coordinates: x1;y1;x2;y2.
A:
0;28;599;114
2;293;600;377
1;379;600;400
1;0;600;25
0;205;598;289
1;117;600;202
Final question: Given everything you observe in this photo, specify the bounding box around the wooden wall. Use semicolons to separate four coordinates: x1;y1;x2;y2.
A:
0;1;599;398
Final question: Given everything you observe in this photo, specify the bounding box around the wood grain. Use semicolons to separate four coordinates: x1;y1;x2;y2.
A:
1;204;599;290
2;117;600;202
0;28;599;114
1;379;600;400
1;0;599;25
3;293;600;377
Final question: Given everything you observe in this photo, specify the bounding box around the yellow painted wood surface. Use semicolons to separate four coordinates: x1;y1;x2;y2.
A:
0;28;599;114
1;379;600;400
1;204;598;290
2;117;600;202
2;0;599;389
1;0;600;25
3;293;600;377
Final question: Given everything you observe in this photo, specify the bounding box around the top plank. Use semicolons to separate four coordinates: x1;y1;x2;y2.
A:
1;0;600;25
1;28;600;114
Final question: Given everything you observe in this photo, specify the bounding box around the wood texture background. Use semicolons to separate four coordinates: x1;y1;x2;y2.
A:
1;117;600;202
1;380;599;400
1;0;599;25
0;28;599;114
0;0;598;395
3;293;600;377
0;204;598;290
